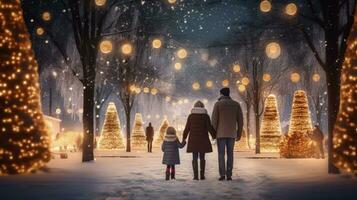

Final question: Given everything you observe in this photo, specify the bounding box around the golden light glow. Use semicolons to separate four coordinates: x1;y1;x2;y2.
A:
177;48;188;59
285;3;298;16
280;90;314;158
0;1;50;174
135;87;141;94
206;80;213;88
121;43;133;55
192;82;200;90
98;102;125;149
42;11;51;21
238;84;246;92
151;88;158;95
165;96;171;102
222;79;229;87
131;113;146;149
99;40;113;54
263;73;271;82
260;95;282;152
290;72;301;83
95;0;107;6
260;0;272;13
233;64;241;73
36;27;44;36
241;77;250;86
55;108;61;115
168;0;177;4
312;73;320;82
152;39;162;49
129;85;136;92
174;62;182;71
266;42;281;59
143;87;150;93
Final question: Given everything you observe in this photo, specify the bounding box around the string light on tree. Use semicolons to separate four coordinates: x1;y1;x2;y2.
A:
95;0;107;6
131;113;146;149
98;103;125;149
152;39;162;49
129;85;136;93
260;95;282;152
135;87;141;94
168;0;177;4
266;42;281;59
174;62;182;71
143;87;150;93
155;119;170;147
285;3;298;16
290;72;301;83
206;80;213;88
0;1;50;174
222;79;229;87
151;88;158;95
192;82;200;90
177;48;188;59
233;64;241;73
99;40;113;54
312;73;320;82
238;84;246;92
121;42;133;55
280;90;314;158
333;13;357;175
42;11;51;21
260;0;272;13
36;27;44;36
241;77;250;86
263;73;271;82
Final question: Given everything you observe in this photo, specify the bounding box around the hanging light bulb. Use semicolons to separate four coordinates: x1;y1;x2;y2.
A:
152;39;162;49
260;0;272;13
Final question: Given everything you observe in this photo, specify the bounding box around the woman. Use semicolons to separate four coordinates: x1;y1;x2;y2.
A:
183;101;216;180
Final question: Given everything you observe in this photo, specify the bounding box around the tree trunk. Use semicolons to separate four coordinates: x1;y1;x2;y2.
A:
125;110;131;152
246;104;252;149
326;73;341;174
255;112;260;154
95;106;101;137
325;1;341;173
82;82;95;162
49;86;52;116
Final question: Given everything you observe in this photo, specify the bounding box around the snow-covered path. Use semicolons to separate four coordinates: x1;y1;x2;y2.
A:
0;149;356;200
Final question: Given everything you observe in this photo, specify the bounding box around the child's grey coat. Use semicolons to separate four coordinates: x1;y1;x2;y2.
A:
161;139;185;165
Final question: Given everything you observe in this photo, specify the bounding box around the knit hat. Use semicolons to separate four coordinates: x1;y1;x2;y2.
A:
220;87;230;96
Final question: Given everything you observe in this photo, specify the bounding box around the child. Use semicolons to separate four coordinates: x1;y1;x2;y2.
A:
162;127;186;180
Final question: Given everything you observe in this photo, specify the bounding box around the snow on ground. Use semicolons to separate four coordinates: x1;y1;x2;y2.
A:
0;148;356;200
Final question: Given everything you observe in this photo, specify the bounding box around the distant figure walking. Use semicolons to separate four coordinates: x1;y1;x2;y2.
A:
162;127;186;180
310;125;325;159
212;88;244;181
183;101;216;180
145;123;154;153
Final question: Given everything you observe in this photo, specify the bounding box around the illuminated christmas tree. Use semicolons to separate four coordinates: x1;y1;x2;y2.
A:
131;113;146;149
280;90;314;158
155;119;169;147
0;0;50;174
260;95;282;152
234;129;249;150
288;90;313;134
333;12;357;175
98;103;125;150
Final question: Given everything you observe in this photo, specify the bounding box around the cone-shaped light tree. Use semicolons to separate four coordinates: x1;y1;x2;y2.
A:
155;119;169;147
0;0;50;174
131;113;146;149
280;90;314;158
260;95;282;152
333;12;357;175
98;102;125;150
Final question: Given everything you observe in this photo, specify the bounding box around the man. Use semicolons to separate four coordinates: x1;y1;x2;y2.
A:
145;123;154;153
212;87;243;181
310;125;325;159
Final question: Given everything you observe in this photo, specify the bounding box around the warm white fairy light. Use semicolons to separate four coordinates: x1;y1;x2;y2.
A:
233;64;241;73
222;79;229;87
0;1;50;174
152;39;162;49
174;62;182;71
290;72;301;83
285;3;298;16
241;77;250;86
177;48;188;59
192;82;200;90
151;88;158;95
312;73;320;82
238;84;246;92
263;73;271;82
260;0;272;13
36;27;44;36
42;11;51;21
99;40;113;54
121;42;133;55
95;0;107;6
206;80;213;88
266;42;281;59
